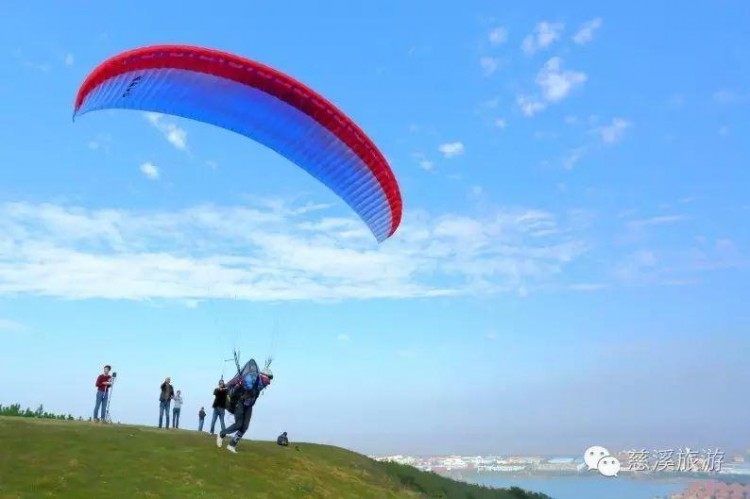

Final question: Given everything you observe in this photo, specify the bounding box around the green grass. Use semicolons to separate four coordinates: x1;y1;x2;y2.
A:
0;417;548;499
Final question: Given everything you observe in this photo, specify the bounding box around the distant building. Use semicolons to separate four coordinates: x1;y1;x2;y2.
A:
536;462;579;472
506;456;544;465
719;462;750;476
477;465;526;473
441;457;469;470
547;457;575;464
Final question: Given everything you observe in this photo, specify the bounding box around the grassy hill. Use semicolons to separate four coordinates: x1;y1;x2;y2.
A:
0;417;549;499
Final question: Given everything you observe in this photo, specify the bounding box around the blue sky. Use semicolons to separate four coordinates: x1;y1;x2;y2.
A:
1;1;749;457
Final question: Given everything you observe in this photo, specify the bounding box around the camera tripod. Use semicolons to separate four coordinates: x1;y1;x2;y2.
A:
103;372;117;424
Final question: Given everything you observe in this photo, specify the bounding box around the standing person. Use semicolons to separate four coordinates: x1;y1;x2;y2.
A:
198;407;206;432
210;379;228;436
172;390;183;428
158;377;174;429
93;365;113;423
216;360;273;454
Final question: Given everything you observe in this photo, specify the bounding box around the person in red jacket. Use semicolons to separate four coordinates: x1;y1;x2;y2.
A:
93;365;113;423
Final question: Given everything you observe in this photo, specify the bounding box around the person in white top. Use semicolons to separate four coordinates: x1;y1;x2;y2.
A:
172;390;183;429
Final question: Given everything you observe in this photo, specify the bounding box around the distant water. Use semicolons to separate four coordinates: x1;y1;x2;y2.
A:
467;475;697;499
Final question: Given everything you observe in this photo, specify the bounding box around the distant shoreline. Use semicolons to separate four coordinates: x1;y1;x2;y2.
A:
437;469;750;484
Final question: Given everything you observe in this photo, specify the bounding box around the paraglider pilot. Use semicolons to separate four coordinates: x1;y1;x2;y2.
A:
216;362;273;453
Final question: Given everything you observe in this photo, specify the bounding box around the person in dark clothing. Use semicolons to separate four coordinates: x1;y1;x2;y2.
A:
210;379;228;435
158;377;175;429
216;364;273;453
198;407;206;432
93;365;113;423
277;432;289;447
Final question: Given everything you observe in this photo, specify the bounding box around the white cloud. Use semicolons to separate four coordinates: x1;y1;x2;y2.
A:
563;147;587;170
206;160;219;170
88;133;112;153
0;200;590;302
12;49;51;72
713;90;749;104
64;53;75;66
140;162;160;180
412;153;434;172
572;18;603;45
620;215;688;245
489;27;508;45
517;58;586;117
627;215;687;229
614;250;658;283
713;90;734;103
534;130;558;141
24;61;51;72
714;239;742;262
522;22;564;55
468;186;484;203
419;159;435;172
555;116;630;170
0;319;23;331
481;98;501;110
494;118;507;129
612;238;746;285
596;118;631;144
668;94;685;109
480;57;500;76
536;57;587;103
144;113;188;151
569;283;607;292
438;142;465;158
517;95;546;117
337;334;350;342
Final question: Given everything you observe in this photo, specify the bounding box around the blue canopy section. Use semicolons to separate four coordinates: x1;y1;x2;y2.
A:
76;67;394;242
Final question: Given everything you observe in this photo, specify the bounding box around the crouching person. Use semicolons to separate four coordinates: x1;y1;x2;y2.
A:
277;432;289;447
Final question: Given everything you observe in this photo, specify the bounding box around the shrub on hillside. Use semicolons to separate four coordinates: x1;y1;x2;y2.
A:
377;461;551;499
0;402;75;421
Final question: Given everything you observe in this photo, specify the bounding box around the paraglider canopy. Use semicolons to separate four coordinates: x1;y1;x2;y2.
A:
73;44;402;242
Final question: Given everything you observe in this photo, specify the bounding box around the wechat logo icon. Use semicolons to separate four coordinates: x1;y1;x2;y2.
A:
584;446;621;477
